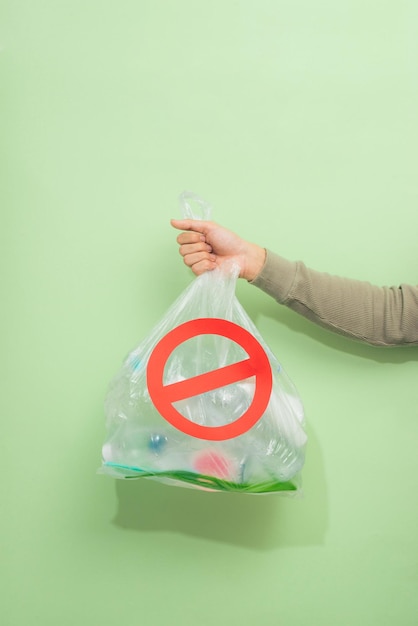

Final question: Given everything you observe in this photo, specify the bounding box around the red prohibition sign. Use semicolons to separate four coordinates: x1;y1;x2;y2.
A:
146;318;272;441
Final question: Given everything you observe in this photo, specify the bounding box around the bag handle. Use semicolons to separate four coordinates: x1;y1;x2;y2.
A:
179;191;212;220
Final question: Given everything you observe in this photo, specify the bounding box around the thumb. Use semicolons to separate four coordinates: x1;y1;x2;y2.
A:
170;218;214;235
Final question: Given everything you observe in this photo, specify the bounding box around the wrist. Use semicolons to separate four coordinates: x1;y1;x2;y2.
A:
242;244;266;282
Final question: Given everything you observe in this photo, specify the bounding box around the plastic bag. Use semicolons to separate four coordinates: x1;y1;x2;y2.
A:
99;192;307;494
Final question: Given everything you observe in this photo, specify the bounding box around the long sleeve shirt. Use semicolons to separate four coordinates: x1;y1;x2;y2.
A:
251;250;418;347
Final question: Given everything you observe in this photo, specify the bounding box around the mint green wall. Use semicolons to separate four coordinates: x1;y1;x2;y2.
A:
2;2;417;625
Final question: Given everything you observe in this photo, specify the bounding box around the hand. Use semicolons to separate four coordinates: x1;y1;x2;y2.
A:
170;219;266;281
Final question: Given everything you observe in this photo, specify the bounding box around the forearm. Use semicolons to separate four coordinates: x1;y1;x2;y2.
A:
251;250;418;347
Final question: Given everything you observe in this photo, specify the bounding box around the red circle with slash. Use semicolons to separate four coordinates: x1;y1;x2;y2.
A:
146;318;272;441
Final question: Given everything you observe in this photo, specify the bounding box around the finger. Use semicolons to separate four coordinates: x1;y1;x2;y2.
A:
179;242;212;257
183;251;216;268
188;258;217;276
176;231;206;245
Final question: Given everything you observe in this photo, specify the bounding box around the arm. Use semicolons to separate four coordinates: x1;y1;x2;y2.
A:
171;219;418;347
252;250;418;347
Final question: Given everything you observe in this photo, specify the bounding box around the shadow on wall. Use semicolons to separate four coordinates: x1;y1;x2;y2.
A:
112;424;326;551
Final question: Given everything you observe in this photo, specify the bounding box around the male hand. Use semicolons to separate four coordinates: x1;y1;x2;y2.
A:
170;219;266;281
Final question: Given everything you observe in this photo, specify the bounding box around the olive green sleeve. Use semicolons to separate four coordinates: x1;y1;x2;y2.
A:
251;250;418;347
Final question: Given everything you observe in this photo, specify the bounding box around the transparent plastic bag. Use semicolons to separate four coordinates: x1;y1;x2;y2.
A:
99;192;307;494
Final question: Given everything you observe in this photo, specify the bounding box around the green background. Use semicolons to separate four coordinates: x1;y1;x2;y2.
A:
2;1;417;625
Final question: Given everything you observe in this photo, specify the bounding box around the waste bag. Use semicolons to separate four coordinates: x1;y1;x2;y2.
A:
99;192;307;494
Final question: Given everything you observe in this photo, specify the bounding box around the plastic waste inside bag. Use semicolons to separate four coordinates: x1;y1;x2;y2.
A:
99;192;307;494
